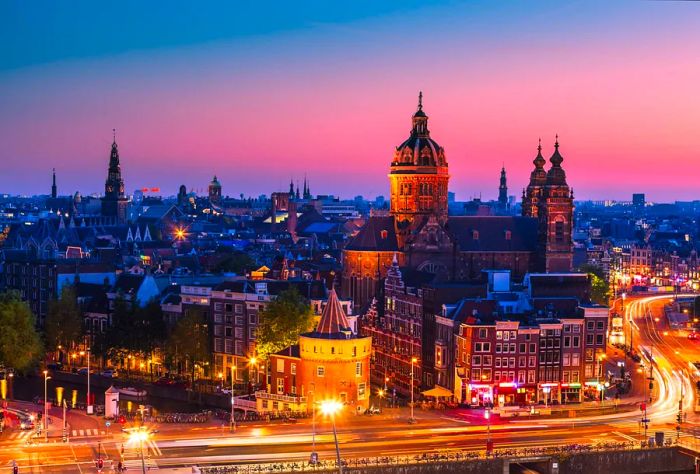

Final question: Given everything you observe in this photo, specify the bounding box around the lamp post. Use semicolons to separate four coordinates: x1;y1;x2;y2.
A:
249;357;258;389
43;370;51;442
8;372;13;401
596;354;606;404
321;400;343;474
378;389;385;413
485;408;493;455
129;429;150;474
230;365;236;432
309;383;317;465
80;348;92;414
409;357;418;424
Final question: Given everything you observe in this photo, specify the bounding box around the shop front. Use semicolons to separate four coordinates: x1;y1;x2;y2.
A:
560;382;582;403
537;382;560;405
467;383;493;407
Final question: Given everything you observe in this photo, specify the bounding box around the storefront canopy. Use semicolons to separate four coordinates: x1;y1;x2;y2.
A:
422;386;453;398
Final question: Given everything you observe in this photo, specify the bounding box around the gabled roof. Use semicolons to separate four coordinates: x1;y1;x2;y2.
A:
345;216;398;251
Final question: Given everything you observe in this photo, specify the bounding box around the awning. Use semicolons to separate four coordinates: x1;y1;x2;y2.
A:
421;385;453;398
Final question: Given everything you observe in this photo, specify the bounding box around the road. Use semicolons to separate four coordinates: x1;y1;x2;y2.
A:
2;294;698;473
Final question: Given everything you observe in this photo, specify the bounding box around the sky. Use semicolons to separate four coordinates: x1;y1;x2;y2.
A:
1;1;700;202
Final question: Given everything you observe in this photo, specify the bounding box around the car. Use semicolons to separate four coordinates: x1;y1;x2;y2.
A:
102;369;118;378
77;367;90;376
19;417;35;430
689;332;699;341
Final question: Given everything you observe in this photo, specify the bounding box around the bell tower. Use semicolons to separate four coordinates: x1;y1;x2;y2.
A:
537;136;574;272
101;130;129;223
389;92;449;244
522;139;547;218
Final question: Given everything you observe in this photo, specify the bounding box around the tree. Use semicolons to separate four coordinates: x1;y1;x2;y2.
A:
0;291;43;371
256;287;315;361
45;285;83;353
213;250;256;275
578;263;611;305
166;309;210;384
103;297;167;366
103;296;135;365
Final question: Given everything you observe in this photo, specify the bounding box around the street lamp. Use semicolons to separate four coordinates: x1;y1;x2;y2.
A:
128;428;151;474
320;400;343;474
485;408;493;455
597;354;607;404
230;365;237;432
43;370;51;442
249;357;258;388
80;348;92;414
377;389;385;412
409;357;418;424
309;383;317;465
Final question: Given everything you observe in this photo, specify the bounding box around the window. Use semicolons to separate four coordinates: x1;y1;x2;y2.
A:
584;365;593;378
563;336;571;348
509;357;515;368
495;358;501;368
572;325;581;333
563;354;570;366
225;303;233;312
355;362;363;377
235;327;243;339
496;331;502;340
317;366;325;377
235;304;243;314
494;372;501;382
358;383;367;400
529;343;536;353
573;336;580;348
562;371;570;383
277;378;284;394
586;334;594;345
519;343;526;353
528;356;536;367
479;328;488;339
586;321;594;331
596;334;604;345
482;368;492;381
585;348;594;362
510;331;517;340
527;370;536;384
277;359;285;373
572;354;580;366
572;371;580;382
214;338;223;353
291;363;296;375
224;340;233;354
483;343;491;352
472;355;482;366
518;372;526;384
596;321;604;330
472;368;481;380
483;355;492;366
475;342;483;352
503;331;510;341
496;343;502;353
225;326;233;337
518;357;526;368
509;343;516;353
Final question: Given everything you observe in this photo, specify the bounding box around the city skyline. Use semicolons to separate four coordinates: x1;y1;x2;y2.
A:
2;1;700;201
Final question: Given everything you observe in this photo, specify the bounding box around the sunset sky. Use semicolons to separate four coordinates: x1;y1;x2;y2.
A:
2;1;699;201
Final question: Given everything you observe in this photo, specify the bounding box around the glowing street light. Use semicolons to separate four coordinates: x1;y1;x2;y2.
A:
128;428;151;474
43;370;51;441
320;400;343;474
377;389;385;412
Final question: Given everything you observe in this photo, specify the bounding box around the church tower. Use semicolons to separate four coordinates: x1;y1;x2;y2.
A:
389;92;449;244
522;139;547;218
208;176;222;205
51;168;57;199
537;136;574;272
498;166;508;209
101;131;128;223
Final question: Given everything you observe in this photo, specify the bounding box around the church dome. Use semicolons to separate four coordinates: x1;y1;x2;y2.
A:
392;92;447;168
210;176;221;187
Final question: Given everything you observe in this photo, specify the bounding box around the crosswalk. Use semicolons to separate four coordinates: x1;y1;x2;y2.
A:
1;428;107;441
122;440;161;470
123;457;159;470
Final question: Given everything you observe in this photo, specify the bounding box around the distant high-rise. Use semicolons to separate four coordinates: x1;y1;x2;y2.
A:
498;166;508;209
633;193;645;209
101;131;128;223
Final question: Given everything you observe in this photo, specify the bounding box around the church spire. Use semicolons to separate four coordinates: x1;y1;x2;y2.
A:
289;178;295;197
51;168;57;199
411;91;429;136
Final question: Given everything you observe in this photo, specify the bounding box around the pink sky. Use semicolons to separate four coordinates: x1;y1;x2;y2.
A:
1;1;700;201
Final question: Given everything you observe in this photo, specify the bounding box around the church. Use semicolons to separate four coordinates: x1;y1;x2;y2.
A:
341;94;574;310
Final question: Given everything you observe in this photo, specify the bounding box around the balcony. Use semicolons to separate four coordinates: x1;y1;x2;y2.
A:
254;391;306;404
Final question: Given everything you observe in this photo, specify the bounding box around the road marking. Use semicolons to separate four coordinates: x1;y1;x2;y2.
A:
613;431;637;442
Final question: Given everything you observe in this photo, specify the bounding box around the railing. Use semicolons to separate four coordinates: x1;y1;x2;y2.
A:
254;391;306;404
199;441;651;473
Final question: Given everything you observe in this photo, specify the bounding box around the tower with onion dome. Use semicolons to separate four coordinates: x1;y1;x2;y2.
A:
101;130;128;224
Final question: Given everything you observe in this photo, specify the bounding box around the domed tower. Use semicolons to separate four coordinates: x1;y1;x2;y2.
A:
208;176;222;205
389;92;449;243
522;139;547;218
537;136;574;272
